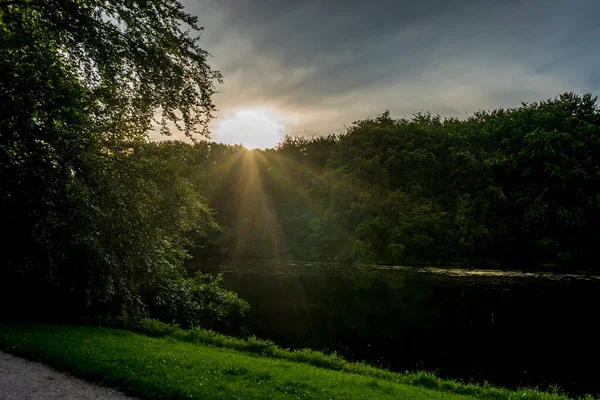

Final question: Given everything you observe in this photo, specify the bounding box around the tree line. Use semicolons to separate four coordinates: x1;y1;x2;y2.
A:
177;94;600;271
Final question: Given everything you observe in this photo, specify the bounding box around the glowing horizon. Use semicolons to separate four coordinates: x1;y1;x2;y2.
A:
212;108;287;149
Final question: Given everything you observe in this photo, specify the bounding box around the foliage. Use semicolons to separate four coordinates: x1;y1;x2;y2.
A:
1;0;221;138
149;272;249;332
0;0;224;321
1;324;595;400
179;94;600;271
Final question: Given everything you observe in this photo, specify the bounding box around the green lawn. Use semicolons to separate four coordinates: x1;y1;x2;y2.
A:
0;324;591;400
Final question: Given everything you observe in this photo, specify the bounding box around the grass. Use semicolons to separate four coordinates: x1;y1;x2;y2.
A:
0;323;595;400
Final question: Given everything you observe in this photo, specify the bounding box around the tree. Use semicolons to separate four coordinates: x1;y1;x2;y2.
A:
1;0;221;138
0;0;227;320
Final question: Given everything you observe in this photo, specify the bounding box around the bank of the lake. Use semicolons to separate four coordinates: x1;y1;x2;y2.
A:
0;324;594;400
191;259;600;397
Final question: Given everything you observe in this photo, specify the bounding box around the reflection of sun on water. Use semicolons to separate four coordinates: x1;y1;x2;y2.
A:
213;109;285;149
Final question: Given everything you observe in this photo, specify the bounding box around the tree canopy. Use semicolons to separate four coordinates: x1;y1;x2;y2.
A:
0;0;247;326
178;94;600;271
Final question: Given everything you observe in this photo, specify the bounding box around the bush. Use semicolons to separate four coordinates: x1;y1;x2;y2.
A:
118;317;182;338
148;272;249;333
288;348;346;370
245;336;278;356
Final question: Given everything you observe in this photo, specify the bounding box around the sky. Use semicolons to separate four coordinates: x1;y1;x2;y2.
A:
161;0;600;148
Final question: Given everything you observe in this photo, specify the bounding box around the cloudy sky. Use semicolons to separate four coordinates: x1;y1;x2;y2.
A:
171;0;600;147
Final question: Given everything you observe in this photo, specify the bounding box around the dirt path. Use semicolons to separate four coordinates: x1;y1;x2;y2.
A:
0;351;134;400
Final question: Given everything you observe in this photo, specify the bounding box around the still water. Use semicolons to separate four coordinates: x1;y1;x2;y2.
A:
197;260;600;397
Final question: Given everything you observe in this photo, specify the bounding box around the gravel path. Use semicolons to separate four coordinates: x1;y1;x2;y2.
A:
0;351;135;399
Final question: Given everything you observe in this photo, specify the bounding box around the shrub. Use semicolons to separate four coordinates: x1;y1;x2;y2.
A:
148;272;249;333
289;348;346;370
245;336;278;356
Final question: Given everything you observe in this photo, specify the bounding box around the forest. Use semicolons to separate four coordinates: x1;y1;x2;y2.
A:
179;96;600;271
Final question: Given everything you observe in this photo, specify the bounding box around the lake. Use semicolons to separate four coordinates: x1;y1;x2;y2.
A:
193;259;600;397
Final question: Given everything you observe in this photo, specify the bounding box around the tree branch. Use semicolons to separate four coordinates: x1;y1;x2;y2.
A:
0;0;41;8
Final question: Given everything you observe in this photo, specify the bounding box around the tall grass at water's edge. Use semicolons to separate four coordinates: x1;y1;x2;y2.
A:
1;324;477;400
70;317;598;400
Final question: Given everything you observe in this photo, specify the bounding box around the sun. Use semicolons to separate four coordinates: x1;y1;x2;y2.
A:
213;109;285;149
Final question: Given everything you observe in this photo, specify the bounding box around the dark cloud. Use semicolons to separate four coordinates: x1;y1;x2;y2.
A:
176;0;600;139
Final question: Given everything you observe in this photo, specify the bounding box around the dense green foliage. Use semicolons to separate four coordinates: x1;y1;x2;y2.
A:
1;324;594;400
0;0;247;327
148;272;249;332
178;95;600;271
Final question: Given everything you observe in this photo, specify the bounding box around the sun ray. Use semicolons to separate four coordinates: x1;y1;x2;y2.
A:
231;150;289;261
